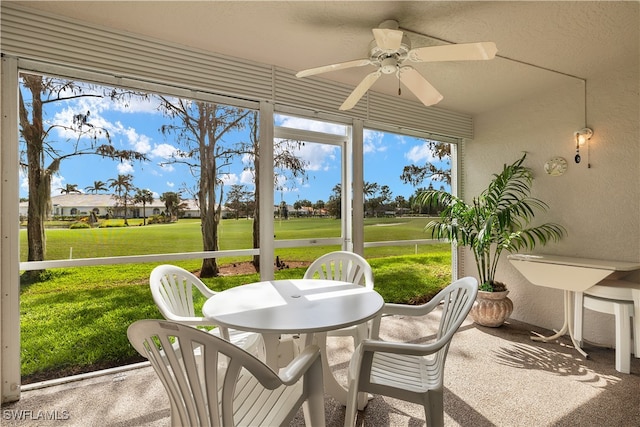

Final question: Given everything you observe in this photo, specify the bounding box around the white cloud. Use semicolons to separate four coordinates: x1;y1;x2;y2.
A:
220;173;238;186
59;82;161;115
166;181;174;188
47;114;148;176
364;130;385;154
117;160;134;174
50;174;66;195
275;115;346;135
49;87;158;156
152;143;178;159
241;153;255;165
111;95;163;115
394;134;408;145
240;170;255;186
122;126;152;154
275;139;338;173
19;169;28;194
405;141;436;163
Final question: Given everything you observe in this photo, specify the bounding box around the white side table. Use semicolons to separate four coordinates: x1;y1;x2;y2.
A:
508;254;640;357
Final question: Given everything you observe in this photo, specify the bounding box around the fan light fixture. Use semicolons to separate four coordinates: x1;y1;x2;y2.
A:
574;127;593;164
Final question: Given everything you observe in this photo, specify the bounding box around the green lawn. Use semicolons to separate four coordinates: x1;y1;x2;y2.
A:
19;217;451;382
21;217;439;261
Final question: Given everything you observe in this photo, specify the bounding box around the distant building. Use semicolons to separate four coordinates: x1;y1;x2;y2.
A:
19;194;231;219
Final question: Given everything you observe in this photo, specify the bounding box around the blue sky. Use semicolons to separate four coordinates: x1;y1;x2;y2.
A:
20;78;450;205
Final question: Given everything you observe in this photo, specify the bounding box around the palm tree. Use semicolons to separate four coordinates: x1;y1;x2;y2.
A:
416;153;565;291
133;188;154;225
58;183;81;194
85;180;108;194
108;174;134;225
363;181;379;217
160;192;181;222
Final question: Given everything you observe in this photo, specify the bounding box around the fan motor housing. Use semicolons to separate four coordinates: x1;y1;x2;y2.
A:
368;35;411;65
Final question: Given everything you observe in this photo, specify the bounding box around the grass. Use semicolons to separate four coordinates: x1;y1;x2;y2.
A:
19;217;450;382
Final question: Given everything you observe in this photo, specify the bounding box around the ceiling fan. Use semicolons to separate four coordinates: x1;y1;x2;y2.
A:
296;20;498;110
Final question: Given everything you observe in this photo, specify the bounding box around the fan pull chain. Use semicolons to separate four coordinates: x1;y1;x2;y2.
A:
398;76;402;96
575;133;581;163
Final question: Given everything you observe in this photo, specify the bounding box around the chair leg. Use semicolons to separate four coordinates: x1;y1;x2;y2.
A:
343;377;359;427
303;358;326;427
352;324;371;411
423;389;444;427
633;290;640;358
634;312;640;358
614;302;631;374
574;292;585;347
303;398;326;427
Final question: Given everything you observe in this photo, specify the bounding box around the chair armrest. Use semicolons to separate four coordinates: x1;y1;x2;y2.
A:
278;345;321;385
162;312;213;328
382;299;441;317
369;300;442;339
360;338;446;357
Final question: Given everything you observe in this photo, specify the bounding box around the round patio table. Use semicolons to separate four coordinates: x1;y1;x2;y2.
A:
202;278;384;406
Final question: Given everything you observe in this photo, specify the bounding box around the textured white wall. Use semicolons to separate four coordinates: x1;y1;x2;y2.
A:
464;64;640;346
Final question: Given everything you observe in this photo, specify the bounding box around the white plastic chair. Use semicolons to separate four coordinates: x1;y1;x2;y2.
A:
344;277;478;427
303;251;374;344
149;264;261;355
127;319;326;427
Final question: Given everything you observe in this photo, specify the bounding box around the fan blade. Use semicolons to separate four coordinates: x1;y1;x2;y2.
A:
398;67;443;106
372;28;404;51
296;59;372;78
339;71;381;110
408;42;498;62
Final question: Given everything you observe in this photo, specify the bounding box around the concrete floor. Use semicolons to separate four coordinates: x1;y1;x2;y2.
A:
3;313;640;426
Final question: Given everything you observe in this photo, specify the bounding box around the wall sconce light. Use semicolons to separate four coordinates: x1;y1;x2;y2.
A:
574;127;593;164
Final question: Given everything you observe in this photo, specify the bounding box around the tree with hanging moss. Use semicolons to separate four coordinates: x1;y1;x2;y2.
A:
158;104;307;276
19;74;148;278
400;140;452;186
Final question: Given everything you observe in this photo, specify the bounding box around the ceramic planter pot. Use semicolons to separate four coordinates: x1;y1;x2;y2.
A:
470;290;513;327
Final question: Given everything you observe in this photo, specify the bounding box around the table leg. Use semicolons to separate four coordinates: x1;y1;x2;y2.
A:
313;332;347;405
261;333;281;369
530;290;588;357
313;332;369;410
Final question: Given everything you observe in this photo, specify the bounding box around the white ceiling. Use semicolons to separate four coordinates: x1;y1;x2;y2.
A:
14;1;639;115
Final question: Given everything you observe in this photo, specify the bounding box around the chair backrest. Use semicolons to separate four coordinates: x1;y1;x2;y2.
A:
303;251;374;288
127;319;296;427
370;276;478;370
150;265;216;326
431;277;478;356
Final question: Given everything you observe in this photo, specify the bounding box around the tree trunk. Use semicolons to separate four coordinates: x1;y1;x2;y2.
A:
252;204;260;271
199;139;219;278
252;155;260;271
22;75;48;278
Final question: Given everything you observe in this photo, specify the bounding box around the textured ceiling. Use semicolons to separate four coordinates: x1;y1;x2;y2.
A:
12;1;639;115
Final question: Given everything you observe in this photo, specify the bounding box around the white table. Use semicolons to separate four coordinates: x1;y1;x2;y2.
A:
508;254;640;356
202;278;385;406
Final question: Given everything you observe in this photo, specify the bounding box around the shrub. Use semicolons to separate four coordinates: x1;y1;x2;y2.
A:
147;215;164;225
98;221;127;228
69;222;91;229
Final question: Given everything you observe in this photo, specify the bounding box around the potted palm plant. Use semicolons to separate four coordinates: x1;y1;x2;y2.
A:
416;153;565;327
